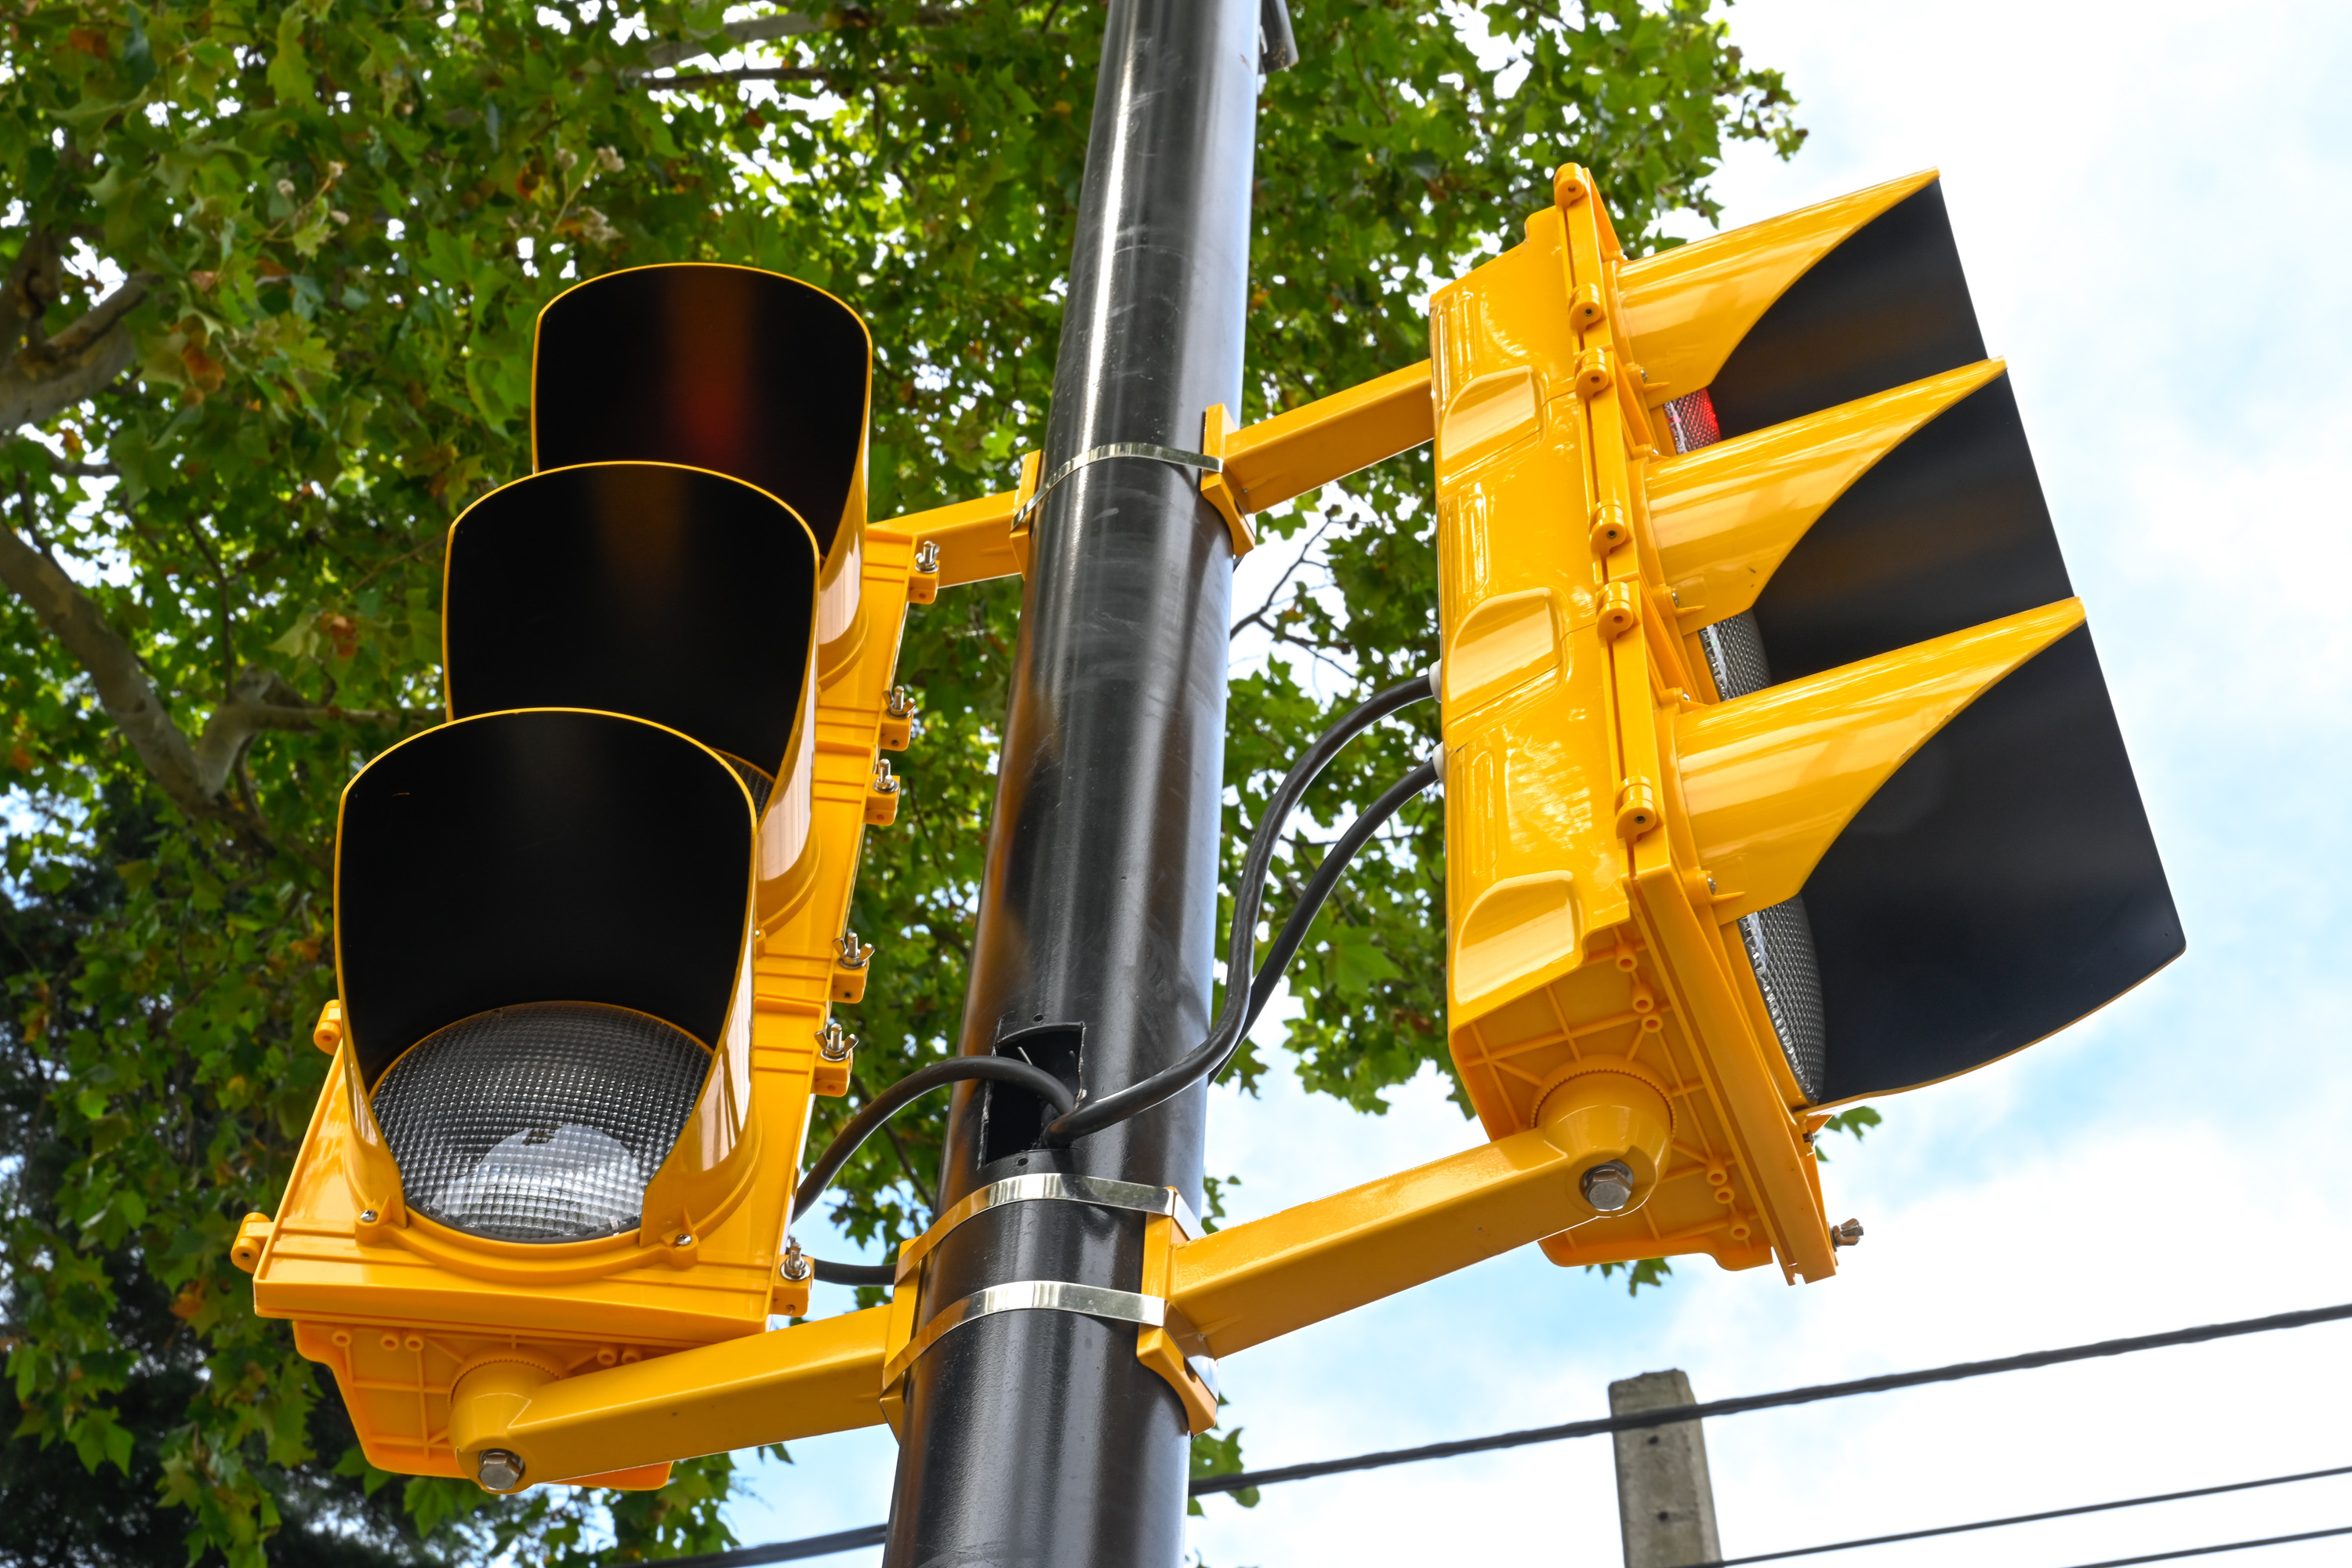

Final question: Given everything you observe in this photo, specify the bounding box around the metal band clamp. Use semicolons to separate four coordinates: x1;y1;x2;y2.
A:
883;1279;1166;1385
894;1171;1199;1284
1013;441;1224;527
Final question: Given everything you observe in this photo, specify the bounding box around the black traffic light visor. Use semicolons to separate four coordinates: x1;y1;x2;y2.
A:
334;708;756;1087
1803;625;2181;1102
1665;188;2183;1097
1747;372;2075;684
1707;180;1987;441
532;263;871;557
442;461;821;782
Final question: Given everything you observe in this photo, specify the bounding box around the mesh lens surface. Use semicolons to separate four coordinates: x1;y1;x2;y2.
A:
370;1001;710;1243
719;753;775;817
1738;896;1828;1101
1698;611;1773;701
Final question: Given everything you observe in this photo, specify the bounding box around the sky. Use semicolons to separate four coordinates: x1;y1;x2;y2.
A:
724;2;2352;1563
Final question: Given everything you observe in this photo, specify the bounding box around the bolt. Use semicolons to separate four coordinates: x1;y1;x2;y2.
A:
913;539;941;574
358;1209;379;1225
673;1231;695;1249
887;684;916;719
836;932;872;969
475;1449;525;1491
872;758;899;794
1581;1160;1636;1213
780;1242;812;1283
1831;1218;1864;1249
818;1020;855;1062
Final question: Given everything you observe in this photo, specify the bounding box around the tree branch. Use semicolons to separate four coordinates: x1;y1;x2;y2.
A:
0;230;160;433
0;485;210;817
0;492;414;836
641;66;829;89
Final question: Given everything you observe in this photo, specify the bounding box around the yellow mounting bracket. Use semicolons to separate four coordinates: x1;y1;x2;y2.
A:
872;1173;1218;1435
441;1080;1656;1483
896;365;1436;588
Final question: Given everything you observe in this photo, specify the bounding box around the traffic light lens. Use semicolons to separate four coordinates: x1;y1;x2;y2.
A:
1737;897;1828;1102
1697;610;1772;702
372;1001;710;1243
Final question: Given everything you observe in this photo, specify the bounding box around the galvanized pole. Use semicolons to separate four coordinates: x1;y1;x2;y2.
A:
1611;1370;1726;1568
881;3;1261;1565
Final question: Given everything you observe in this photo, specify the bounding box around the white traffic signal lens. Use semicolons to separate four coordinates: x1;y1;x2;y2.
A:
372;1002;709;1243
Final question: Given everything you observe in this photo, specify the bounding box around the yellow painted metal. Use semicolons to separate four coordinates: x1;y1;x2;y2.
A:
1679;599;2085;922
420;1030;1708;1478
437;1306;892;1488
1615;169;1939;402
1221;358;1435;512
1650;361;2005;630
887;490;1021;587
1427;162;2096;1287
882;359;1436;587
246;532;930;1486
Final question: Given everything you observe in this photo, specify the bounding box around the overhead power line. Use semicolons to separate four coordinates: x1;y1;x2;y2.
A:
667;1298;2352;1566
665;1523;887;1567
1701;1464;2352;1565
2060;1523;2352;1567
1192;1298;2352;1495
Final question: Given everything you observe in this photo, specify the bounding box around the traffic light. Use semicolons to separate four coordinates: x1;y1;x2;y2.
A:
231;264;930;1490
1432;167;2181;1283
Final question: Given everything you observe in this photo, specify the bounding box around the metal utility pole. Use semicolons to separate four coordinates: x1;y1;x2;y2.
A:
883;3;1261;1565
1611;1370;1726;1568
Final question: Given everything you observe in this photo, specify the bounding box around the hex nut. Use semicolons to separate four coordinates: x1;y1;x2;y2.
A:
476;1449;525;1491
1581;1160;1636;1214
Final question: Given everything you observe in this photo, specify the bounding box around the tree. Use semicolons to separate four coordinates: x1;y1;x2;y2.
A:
0;2;1801;1561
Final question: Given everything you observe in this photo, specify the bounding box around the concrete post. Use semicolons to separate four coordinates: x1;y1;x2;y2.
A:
1610;1369;1724;1568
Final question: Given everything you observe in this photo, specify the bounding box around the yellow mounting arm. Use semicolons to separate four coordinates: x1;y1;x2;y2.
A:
898;361;1436;587
448;1083;1625;1485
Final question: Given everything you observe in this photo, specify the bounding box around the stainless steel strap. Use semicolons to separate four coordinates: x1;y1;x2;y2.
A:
894;1171;1198;1283
1014;441;1223;526
883;1279;1165;1385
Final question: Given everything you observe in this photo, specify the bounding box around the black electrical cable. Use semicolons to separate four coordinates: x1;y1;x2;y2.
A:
1241;755;1438;1040
670;1298;2352;1566
787;1056;1076;1284
786;681;1429;1272
1040;673;1435;1146
1699;1463;2352;1566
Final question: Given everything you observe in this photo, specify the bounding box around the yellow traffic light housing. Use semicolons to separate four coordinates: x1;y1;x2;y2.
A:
229;174;2187;1496
236;264;929;1491
1432;166;2180;1282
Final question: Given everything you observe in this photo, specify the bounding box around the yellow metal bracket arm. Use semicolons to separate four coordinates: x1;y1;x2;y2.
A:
893;361;1436;587
447;1080;1639;1487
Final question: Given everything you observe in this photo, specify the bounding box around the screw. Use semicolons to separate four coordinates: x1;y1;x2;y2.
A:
887;685;916;719
818;1020;855;1062
836;932;873;969
475;1449;525;1491
1581;1160;1636;1213
872;758;899;794
358;1209;379;1225
1831;1218;1864;1249
913;539;941;574
780;1242;812;1283
673;1231;695;1249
